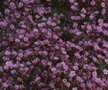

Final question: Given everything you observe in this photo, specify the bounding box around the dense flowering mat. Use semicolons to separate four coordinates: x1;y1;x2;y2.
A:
0;0;108;90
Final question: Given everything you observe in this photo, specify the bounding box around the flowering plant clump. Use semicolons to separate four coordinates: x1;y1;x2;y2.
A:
0;0;108;90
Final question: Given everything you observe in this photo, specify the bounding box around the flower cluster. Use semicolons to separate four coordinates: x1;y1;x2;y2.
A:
0;0;108;90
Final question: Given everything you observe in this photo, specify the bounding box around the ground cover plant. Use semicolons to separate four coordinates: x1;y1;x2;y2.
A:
0;0;108;90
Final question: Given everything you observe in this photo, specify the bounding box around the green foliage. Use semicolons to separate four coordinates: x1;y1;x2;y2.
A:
52;0;71;26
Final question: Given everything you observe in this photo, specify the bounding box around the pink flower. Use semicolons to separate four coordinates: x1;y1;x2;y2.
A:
103;43;108;48
92;71;97;78
69;0;74;3
9;2;16;10
53;35;58;40
5;50;11;55
72;87;78;90
103;69;108;75
2;82;8;88
91;0;96;5
74;52;81;59
87;25;92;30
23;37;29;42
101;2;105;8
69;71;76;77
